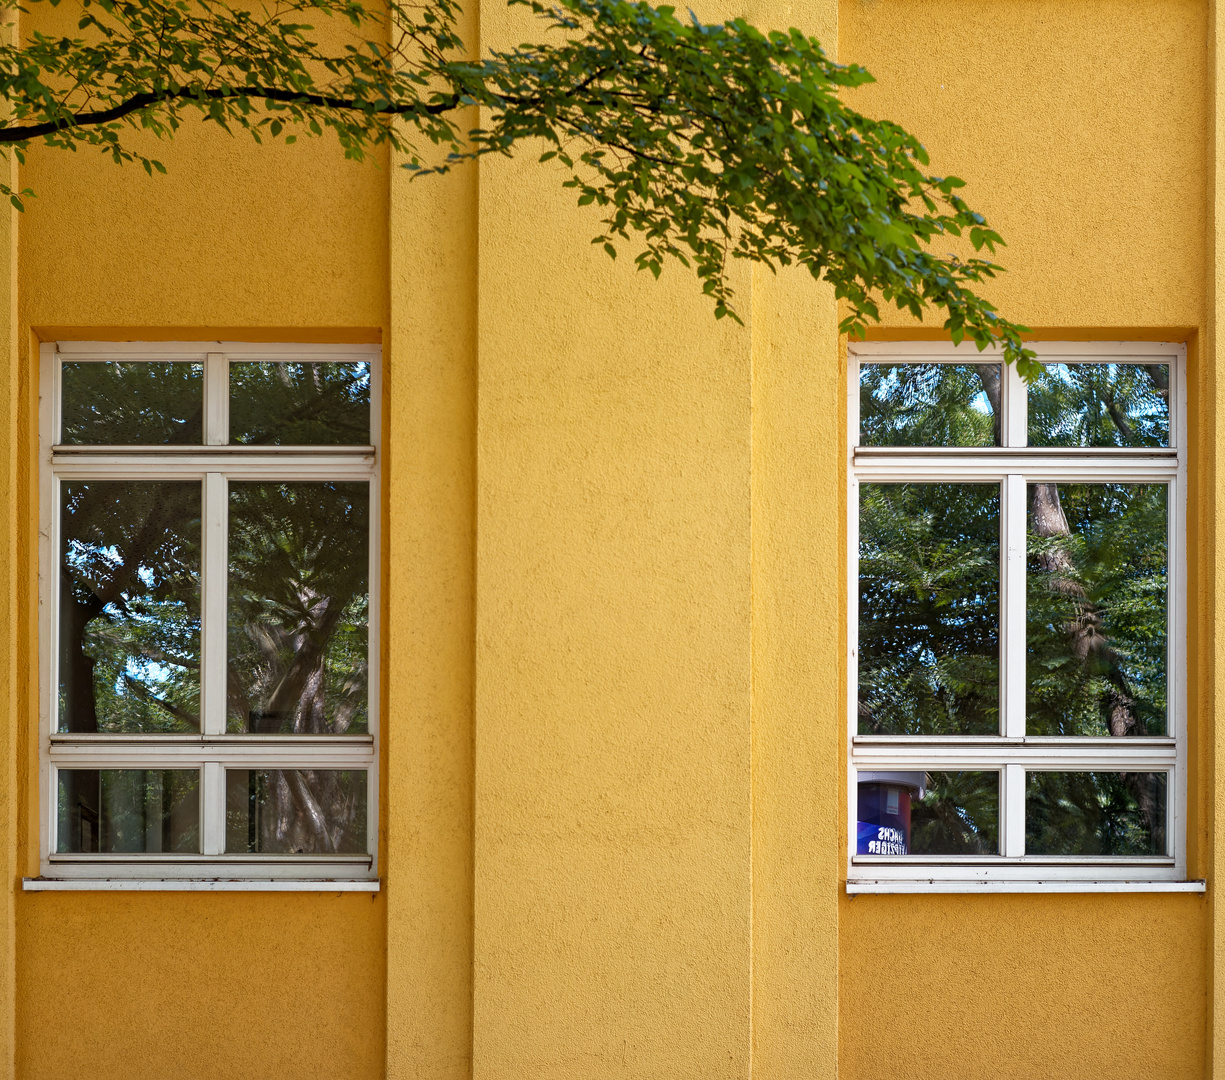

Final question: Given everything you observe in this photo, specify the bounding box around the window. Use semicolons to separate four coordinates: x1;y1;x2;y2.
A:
36;342;379;885
847;341;1190;890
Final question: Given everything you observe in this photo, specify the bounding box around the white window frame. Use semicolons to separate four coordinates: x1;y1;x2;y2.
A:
847;340;1193;891
34;340;380;886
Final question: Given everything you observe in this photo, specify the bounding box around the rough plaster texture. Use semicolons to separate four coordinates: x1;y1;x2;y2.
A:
840;0;1207;330
386;71;479;1080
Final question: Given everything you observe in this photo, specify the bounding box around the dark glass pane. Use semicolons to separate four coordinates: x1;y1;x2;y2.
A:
57;769;200;853
1027;483;1167;736
859;363;1001;446
225;769;367;854
858;483;1000;735
60;362;203;445
1028;363;1169;447
229;362;370;445
1025;771;1167;856
227;482;368;734
59;481;201;733
911;772;1000;855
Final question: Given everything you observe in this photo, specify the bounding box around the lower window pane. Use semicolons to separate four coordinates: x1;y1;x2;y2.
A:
856;771;999;856
1025;771;1168;856
225;769;367;854
57;769;200;853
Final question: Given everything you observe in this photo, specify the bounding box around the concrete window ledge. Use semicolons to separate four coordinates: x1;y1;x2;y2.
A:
22;878;381;892
847;880;1206;895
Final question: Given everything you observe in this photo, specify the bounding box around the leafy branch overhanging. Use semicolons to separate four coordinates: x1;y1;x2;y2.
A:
0;0;1037;371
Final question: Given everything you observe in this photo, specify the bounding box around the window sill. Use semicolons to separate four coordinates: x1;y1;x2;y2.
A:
22;877;380;892
847;879;1206;895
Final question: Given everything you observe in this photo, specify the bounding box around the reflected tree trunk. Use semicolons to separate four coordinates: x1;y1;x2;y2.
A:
974;364;1002;446
1030;481;1161;847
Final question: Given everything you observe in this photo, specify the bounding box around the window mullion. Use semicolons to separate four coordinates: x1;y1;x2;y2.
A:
201;761;226;856
201;472;227;737
1003;357;1027;448
1004;763;1025;857
1002;474;1027;738
204;353;229;445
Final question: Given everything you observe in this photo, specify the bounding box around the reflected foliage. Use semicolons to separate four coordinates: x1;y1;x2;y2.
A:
1029;363;1168;448
1026;772;1166;856
61;362;203;445
859;362;1000;447
858;483;999;736
57;769;200;853
228;481;369;736
229;362;371;445
226;769;367;854
910;771;999;855
1027;484;1167;737
59;481;201;733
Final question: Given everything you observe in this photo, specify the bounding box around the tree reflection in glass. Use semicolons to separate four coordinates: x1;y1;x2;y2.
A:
227;481;369;735
1027;483;1166;736
859;362;1001;446
858;483;1000;735
229;362;370;445
1026;771;1167;856
59;481;201;733
225;769;367;854
61;361;203;445
57;769;200;853
910;771;999;855
1028;363;1168;447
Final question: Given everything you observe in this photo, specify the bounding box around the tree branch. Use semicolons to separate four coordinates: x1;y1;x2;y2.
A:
0;84;464;144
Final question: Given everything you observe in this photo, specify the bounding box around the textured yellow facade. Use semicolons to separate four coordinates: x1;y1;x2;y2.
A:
2;0;1221;1079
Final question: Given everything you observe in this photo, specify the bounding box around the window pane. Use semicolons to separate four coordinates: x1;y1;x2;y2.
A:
59;481;201;733
858;483;1000;735
229;362;370;445
1028;362;1169;447
57;769;200;853
1027;483;1167;736
859;363;1001;447
227;482;368;734
1025;771;1167;856
60;362;203;445
225;769;367;854
857;771;999;856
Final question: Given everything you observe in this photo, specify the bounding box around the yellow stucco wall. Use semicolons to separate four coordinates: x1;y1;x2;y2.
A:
0;0;1219;1077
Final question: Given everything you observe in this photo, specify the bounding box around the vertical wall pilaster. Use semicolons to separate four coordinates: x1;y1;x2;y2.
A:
1210;3;1225;1076
746;5;841;1078
0;113;18;1080
386;20;480;1076
471;2;755;1074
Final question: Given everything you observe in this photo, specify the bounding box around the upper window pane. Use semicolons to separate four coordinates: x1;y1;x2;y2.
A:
858;482;999;735
229;362;371;445
60;361;203;445
59;480;201;733
859;363;1001;447
1028;362;1169;447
